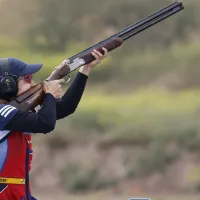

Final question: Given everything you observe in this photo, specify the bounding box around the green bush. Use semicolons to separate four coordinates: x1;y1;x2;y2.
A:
61;163;98;193
51;89;200;149
187;167;200;191
60;162;118;192
68;109;107;132
134;141;179;176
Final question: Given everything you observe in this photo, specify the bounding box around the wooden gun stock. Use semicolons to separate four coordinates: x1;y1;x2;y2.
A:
9;83;44;112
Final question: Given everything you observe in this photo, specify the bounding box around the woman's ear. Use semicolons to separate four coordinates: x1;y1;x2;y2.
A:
24;74;32;83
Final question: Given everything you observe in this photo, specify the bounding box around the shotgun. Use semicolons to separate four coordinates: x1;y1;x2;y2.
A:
9;1;184;112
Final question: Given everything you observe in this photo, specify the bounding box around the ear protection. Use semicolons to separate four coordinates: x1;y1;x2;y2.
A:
0;58;18;99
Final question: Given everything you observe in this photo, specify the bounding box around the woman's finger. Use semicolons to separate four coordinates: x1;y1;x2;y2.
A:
93;49;103;58
58;79;65;84
102;47;108;58
91;52;100;63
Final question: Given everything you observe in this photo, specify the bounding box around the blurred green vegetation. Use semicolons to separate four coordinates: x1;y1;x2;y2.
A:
60;162;118;192
53;89;200;191
3;38;200;91
1;0;200;195
54;89;200;147
1;0;200;89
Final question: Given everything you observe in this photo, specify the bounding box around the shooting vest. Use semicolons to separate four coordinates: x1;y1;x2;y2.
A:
0;131;33;200
0;101;42;199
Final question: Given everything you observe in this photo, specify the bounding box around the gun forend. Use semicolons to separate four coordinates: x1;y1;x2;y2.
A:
80;38;123;64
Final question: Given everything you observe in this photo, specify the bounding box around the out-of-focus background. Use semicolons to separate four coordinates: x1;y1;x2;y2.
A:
1;0;200;199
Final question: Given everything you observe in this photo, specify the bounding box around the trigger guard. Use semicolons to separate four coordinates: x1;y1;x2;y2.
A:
64;75;71;84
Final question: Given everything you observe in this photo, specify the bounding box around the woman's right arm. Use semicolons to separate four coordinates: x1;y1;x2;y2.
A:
3;79;65;133
4;93;57;133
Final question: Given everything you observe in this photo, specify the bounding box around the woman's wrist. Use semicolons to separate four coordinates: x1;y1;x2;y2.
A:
79;65;92;76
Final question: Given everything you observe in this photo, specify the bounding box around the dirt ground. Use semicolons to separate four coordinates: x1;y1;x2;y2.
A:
35;191;200;200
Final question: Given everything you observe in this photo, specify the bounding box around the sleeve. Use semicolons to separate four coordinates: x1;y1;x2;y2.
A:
4;93;57;134
56;72;88;120
0;104;18;130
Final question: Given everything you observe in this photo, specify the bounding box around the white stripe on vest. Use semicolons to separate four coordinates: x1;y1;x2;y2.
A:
0;105;16;118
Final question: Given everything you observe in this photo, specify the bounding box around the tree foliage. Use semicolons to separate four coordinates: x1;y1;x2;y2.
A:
0;0;199;51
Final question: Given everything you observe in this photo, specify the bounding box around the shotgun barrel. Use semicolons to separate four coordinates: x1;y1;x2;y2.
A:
68;1;184;62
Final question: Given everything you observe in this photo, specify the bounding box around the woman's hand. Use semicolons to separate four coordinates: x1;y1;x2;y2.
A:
43;79;65;99
79;47;108;76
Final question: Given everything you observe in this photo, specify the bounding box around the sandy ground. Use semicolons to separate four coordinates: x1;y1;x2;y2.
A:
35;191;200;200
